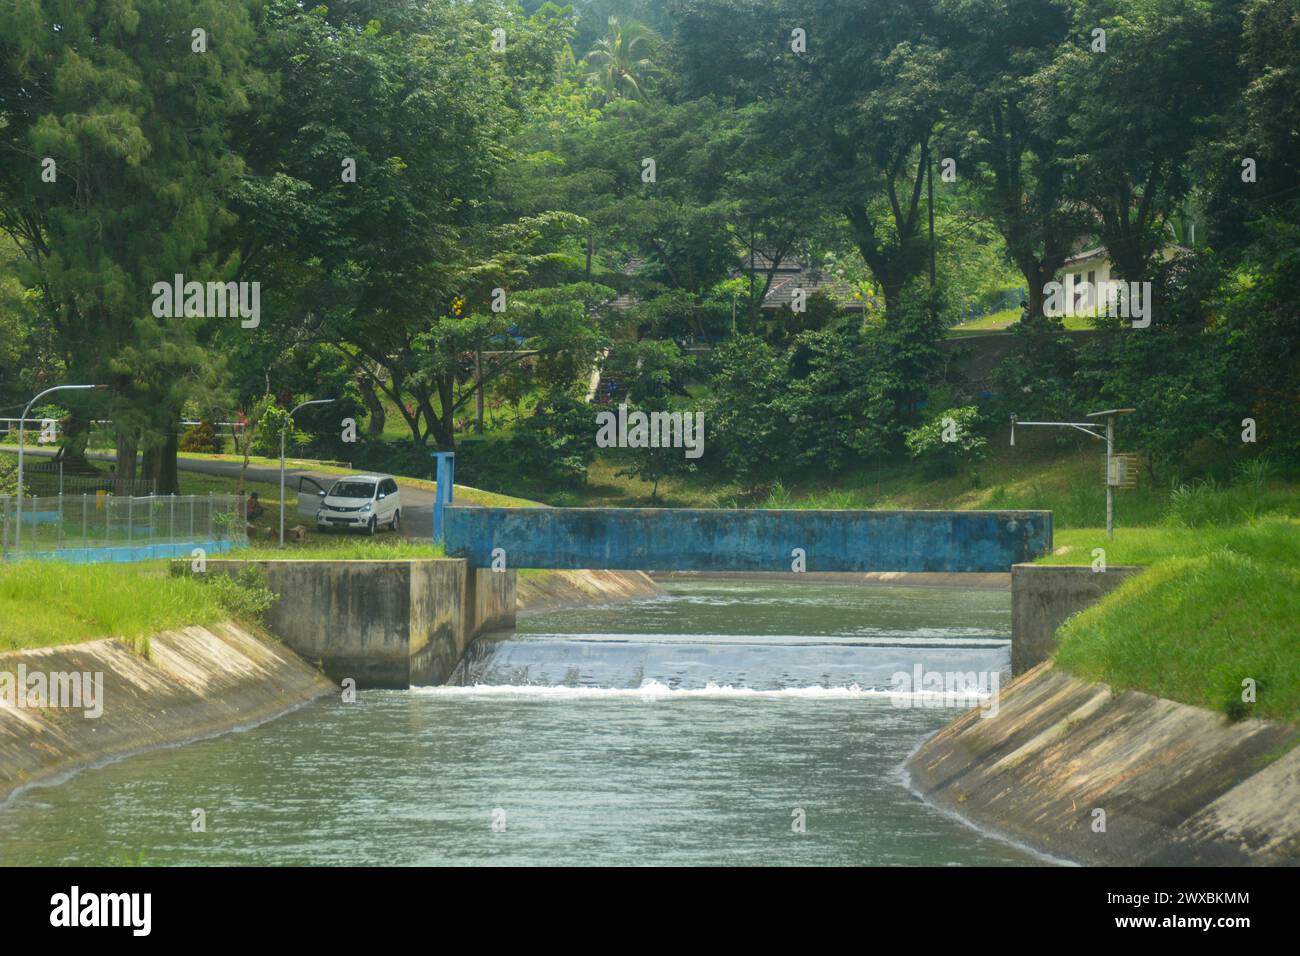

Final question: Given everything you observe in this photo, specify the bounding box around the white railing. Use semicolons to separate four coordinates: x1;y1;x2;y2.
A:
0;493;248;561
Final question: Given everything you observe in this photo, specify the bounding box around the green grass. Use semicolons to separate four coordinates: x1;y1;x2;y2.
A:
536;429;1300;531
947;307;1023;334
0;561;237;653
1038;518;1300;568
1029;459;1300;720
1053;525;1300;721
947;308;1099;336
0;539;454;653
231;538;446;560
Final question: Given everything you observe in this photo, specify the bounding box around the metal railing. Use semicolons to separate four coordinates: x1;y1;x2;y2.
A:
0;493;248;562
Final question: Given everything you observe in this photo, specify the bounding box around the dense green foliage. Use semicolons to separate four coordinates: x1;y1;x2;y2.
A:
1;0;1296;500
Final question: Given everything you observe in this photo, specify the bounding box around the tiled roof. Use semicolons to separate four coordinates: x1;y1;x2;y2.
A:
756;267;855;310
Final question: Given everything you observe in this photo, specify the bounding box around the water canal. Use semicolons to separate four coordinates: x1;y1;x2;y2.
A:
0;580;1047;866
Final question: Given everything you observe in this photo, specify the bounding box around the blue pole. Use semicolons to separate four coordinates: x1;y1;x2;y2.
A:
431;451;455;542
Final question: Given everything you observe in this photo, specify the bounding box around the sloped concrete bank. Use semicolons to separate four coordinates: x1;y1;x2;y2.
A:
905;662;1300;865
516;569;662;612
0;623;333;804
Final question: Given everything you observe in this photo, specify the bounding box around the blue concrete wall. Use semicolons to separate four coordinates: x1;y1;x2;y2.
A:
444;508;1051;572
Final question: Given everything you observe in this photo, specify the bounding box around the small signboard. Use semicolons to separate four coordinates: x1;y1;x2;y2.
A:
1105;453;1140;488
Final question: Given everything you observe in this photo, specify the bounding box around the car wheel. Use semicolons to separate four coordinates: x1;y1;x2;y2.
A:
390;510;400;533
366;516;377;536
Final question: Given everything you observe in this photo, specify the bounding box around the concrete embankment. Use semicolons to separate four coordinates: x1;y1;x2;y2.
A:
516;569;663;612
905;662;1300;865
0;622;332;804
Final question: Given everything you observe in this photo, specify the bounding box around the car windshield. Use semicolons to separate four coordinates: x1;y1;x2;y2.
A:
329;481;375;499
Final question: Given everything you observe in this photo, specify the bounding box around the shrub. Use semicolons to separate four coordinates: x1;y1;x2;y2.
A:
904;406;987;477
179;419;223;454
170;563;277;623
0;455;17;495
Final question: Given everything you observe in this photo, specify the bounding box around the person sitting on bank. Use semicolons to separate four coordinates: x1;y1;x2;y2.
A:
245;491;265;521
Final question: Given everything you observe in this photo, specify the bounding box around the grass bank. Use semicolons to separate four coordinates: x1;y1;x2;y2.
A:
231;539;445;560
0;539;454;652
0;560;262;653
1041;518;1300;721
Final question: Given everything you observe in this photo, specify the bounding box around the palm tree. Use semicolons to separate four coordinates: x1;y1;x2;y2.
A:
583;16;660;104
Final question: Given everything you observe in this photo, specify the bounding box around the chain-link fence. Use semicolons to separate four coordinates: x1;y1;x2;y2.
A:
0;493;248;562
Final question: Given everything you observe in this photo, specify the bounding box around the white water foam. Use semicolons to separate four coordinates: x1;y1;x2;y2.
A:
518;632;1009;647
412;679;995;702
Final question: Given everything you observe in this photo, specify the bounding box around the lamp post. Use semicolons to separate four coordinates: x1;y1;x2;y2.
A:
15;384;105;550
280;398;334;548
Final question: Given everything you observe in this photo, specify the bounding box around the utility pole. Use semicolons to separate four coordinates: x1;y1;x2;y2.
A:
927;139;937;328
1010;408;1135;539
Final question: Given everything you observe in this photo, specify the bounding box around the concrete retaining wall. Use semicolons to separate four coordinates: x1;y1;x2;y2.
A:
467;568;517;634
0;622;332;804
446;507;1052;572
1011;563;1144;674
206;559;516;689
905;662;1300;865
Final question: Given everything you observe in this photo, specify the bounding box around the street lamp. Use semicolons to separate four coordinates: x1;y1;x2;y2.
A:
15;384;106;550
280;398;334;548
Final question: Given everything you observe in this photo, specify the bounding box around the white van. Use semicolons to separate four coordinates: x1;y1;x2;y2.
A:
304;474;401;535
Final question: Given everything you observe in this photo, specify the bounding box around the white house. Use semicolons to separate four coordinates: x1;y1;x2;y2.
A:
1047;244;1190;318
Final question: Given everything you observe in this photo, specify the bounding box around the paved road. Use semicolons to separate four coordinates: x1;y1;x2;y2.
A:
5;448;446;540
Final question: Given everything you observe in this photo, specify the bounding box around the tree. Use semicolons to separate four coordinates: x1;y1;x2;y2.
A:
675;0;954;327
905;405;988;478
0;0;259;492
1053;0;1238;282
944;0;1092;319
583;16;661;103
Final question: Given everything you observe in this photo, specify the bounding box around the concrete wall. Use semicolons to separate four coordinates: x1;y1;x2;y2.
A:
905;662;1300;865
206;559;516;689
0;622;332;804
408;560;467;691
1011;563;1144;674
467;568;517;634
446;507;1052;573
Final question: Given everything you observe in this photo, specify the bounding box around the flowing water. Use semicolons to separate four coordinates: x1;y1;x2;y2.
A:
0;580;1045;866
